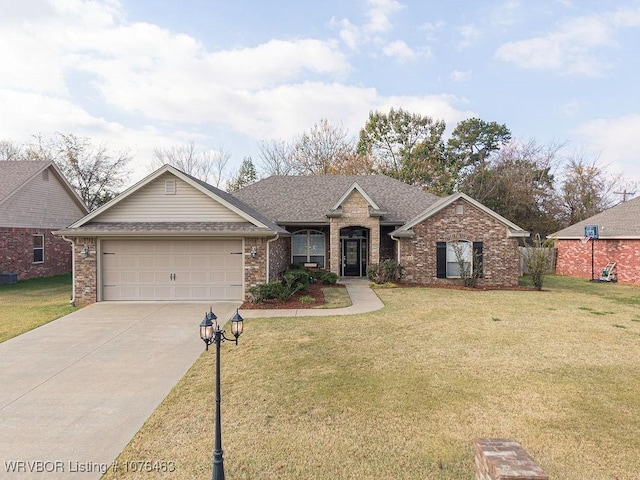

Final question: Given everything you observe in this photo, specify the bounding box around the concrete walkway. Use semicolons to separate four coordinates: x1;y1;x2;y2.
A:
239;278;384;318
0;280;383;479
0;301;241;479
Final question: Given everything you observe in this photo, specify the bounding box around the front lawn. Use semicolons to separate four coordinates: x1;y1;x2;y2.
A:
103;275;640;479
0;274;76;343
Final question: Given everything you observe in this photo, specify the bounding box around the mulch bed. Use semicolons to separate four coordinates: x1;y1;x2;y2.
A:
240;282;347;309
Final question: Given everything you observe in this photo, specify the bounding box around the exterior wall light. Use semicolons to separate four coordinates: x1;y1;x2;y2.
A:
250;246;257;258
80;245;90;258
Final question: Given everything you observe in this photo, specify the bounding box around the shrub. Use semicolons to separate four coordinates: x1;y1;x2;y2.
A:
312;271;338;285
282;269;312;292
521;234;555;291
299;295;315;304
367;259;403;284
248;268;314;303
247;281;286;303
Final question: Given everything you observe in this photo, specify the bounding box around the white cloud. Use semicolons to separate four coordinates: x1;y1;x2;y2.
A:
573;114;640;182
382;40;418;62
458;24;481;49
494;8;640;75
0;0;476;184
366;0;404;34
450;70;470;82
491;0;521;27
334;0;405;50
420;20;445;42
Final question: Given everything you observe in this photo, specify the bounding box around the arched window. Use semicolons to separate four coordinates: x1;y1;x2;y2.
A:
292;230;325;268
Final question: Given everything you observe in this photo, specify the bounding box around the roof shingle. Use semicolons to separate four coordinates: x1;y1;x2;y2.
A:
552;196;640;238
231;175;441;224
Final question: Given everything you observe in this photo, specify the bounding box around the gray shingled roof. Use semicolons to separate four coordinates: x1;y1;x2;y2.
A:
0;160;50;202
232;175;441;224
552;195;640;238
54;222;278;236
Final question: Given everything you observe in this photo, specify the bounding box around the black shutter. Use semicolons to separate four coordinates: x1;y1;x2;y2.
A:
436;242;447;278
473;241;484;278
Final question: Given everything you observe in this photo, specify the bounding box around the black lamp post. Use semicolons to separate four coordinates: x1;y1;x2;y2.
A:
199;307;244;480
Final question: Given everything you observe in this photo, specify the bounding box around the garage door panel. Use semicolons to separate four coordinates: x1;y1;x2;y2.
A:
102;239;243;301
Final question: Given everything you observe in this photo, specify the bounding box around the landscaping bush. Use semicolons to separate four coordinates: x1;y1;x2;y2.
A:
247;281;287;303
248;268;314;303
311;270;339;285
282;269;312;292
367;259;403;284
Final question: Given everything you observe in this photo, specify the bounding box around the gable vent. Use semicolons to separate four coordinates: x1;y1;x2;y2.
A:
42;170;49;181
165;179;176;195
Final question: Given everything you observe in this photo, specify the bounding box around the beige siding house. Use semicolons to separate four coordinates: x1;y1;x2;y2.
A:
0;161;88;281
56;165;528;305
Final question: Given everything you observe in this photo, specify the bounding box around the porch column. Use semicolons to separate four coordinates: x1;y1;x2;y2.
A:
329;219;341;276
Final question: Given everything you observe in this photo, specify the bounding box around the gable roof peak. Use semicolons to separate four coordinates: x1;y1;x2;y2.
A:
331;181;381;211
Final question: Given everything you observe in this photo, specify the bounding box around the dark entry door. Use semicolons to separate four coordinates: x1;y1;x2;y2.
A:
343;239;360;276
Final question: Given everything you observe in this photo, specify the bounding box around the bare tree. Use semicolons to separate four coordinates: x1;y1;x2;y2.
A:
257;138;295;176
51;133;132;210
12;133;131;210
0;140;24;161
291;119;357;175
150;141;230;187
559;152;621;225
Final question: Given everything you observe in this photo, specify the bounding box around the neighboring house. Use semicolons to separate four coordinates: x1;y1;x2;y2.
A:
552;196;640;284
54;165;528;305
0;161;88;281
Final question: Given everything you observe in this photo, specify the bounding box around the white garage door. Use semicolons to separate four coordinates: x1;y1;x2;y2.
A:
101;239;243;301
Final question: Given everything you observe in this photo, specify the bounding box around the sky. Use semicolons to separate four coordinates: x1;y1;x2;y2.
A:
1;0;640;190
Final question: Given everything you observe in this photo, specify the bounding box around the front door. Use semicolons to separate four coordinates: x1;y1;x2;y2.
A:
343;239;361;276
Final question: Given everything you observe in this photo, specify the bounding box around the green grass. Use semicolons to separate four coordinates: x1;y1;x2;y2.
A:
0;274;76;342
102;274;640;480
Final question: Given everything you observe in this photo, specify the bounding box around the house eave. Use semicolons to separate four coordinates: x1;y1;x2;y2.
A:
555;235;640;240
391;230;415;238
507;229;530;238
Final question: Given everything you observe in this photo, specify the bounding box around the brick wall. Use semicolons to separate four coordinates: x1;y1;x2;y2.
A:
380;225;397;261
267;235;290;281
474;438;548;480
0;227;72;280
556;238;640;284
399;200;521;288
244;237;268;289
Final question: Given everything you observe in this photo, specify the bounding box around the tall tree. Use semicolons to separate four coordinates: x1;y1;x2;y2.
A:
357;108;448;192
447;117;512;172
559;153;620;225
149;141;230;187
459;139;563;237
0;140;23;161
291;119;356;175
227;157;258;191
2;134;132;210
50;133;132;211
258;138;295;176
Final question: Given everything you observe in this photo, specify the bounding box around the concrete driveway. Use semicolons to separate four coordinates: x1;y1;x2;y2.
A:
0;301;241;480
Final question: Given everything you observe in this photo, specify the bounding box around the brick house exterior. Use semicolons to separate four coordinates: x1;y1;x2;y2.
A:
0;161;88;281
55;166;528;305
392;195;526;288
552;196;640;285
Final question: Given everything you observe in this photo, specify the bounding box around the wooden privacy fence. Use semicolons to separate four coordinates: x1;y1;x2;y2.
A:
519;247;557;275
